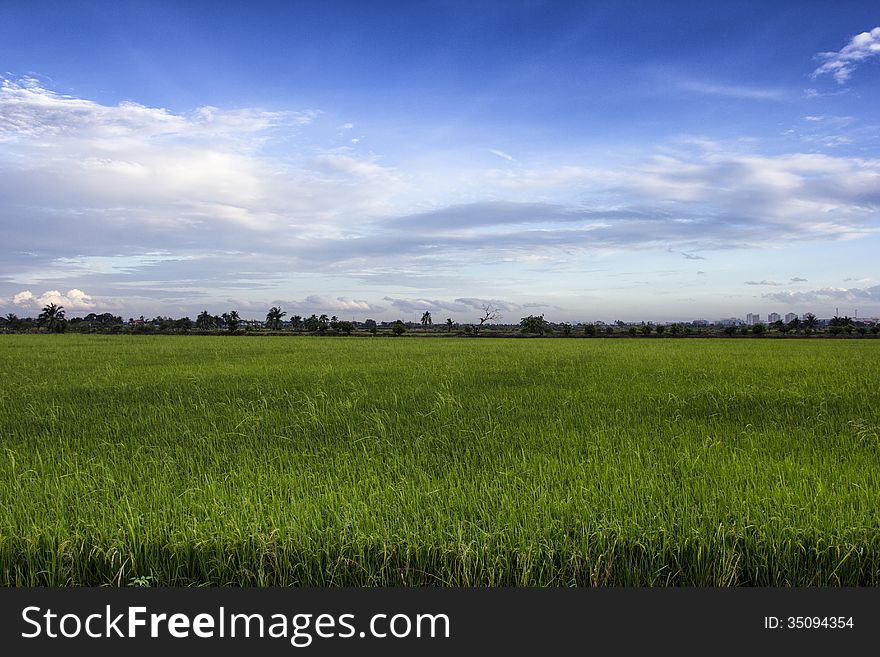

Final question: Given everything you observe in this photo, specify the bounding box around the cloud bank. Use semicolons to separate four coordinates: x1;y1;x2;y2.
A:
12;288;96;310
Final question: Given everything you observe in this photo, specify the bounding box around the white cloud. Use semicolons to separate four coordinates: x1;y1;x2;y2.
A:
12;291;34;305
453;297;522;313
812;27;880;84
12;288;96;309
383;296;469;314
489;149;516;162
674;78;786;101
301;295;381;312
0;78;397;236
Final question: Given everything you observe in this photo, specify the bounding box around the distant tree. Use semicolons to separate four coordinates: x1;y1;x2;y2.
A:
196;310;214;330
787;317;801;334
857;326;867;336
668;323;681;335
583;323;597;337
3;313;18;329
329;315;339;330
391;320;406;336
304;314;319;332
445;318;454;333
38;303;66;333
520;314;549;335
265;306;287;330
221;310;240;333
290;315;303;331
318;314;329;332
420;311;432;329
654;324;666;336
802;313;818;332
364;318;378;334
337;320;354;335
751;323;765;335
723;325;737;336
628;326;637;337
604;326;613;335
870;326;880;335
474;304;499;335
640;324;653;336
561;322;572;336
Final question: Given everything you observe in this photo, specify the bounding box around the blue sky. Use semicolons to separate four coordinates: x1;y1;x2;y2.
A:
2;1;879;322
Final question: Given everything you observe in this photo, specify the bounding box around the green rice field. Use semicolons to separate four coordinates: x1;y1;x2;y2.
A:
1;334;879;586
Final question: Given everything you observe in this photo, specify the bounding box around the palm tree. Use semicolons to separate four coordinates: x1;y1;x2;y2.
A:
38;303;66;333
265;306;287;330
3;313;18;329
446;318;454;332
318;314;329;331
221;310;240;333
196;310;214;330
803;313;818;333
421;311;432;329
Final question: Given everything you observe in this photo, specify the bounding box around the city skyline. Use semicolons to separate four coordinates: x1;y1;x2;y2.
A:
2;2;879;322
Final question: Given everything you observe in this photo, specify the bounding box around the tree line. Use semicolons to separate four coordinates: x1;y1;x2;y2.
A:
2;302;878;338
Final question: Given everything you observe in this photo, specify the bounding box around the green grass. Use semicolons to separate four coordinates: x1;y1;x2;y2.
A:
1;334;879;586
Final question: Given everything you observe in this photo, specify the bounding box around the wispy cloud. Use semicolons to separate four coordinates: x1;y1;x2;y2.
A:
812;27;880;84
674;78;786;101
744;278;807;286
667;248;705;260
489;148;517;162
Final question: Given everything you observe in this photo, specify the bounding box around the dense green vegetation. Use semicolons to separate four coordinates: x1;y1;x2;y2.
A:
1;335;879;586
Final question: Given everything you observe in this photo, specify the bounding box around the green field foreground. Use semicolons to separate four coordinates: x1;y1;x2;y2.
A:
1;335;879;586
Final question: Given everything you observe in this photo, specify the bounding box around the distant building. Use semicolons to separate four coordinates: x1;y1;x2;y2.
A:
691;319;709;326
784;312;797;323
746;313;761;325
718;317;742;326
768;312;780;323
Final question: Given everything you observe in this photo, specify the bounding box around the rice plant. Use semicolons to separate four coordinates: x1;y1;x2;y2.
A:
1;335;878;586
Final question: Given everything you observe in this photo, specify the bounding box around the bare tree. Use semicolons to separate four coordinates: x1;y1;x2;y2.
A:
474;304;499;335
